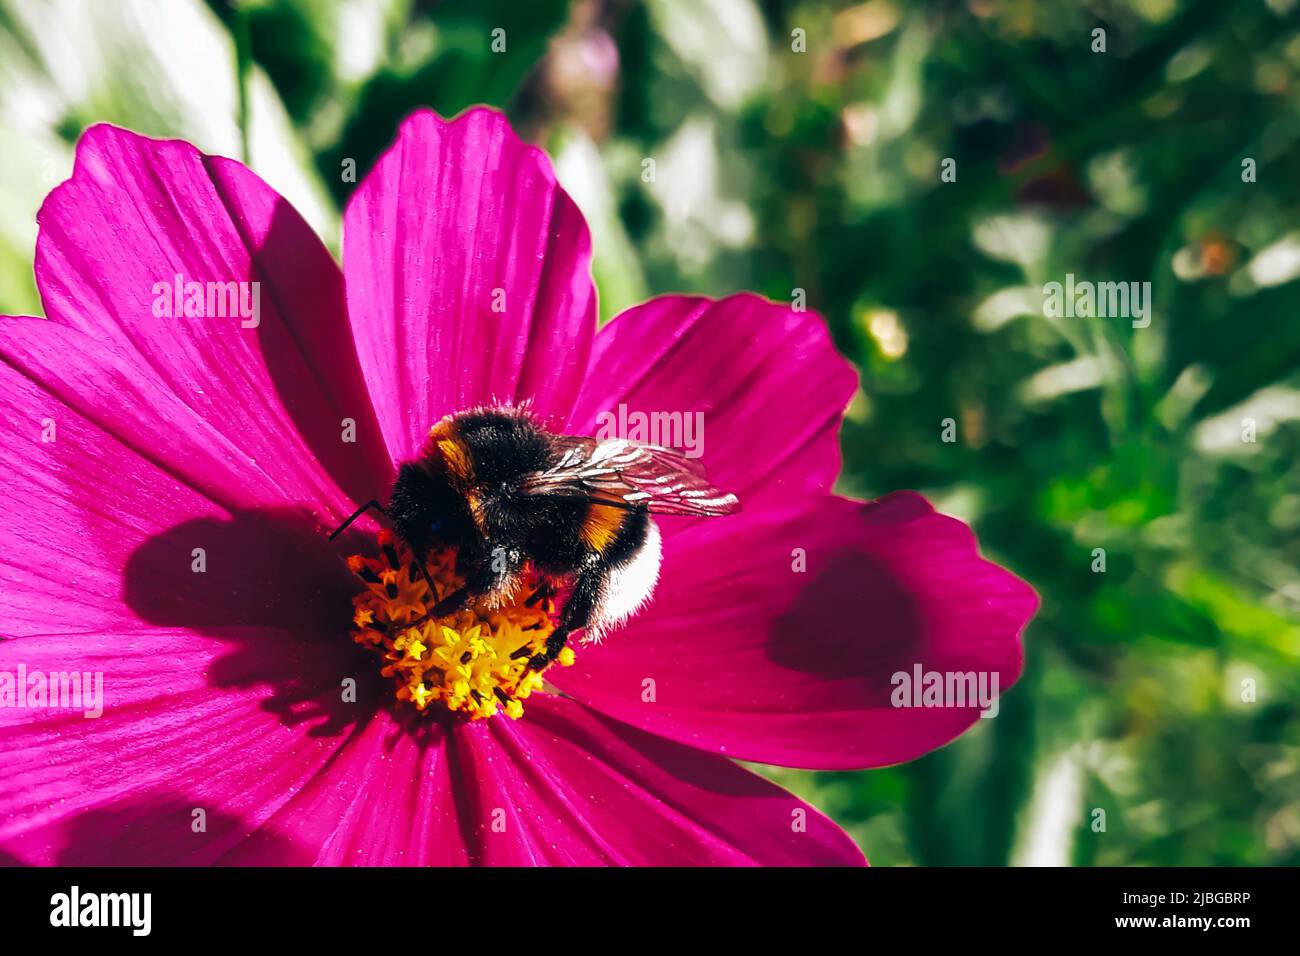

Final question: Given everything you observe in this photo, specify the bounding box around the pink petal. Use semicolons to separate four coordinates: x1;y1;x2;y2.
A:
0;340;378;865
566;294;857;523
453;696;864;865
0;626;361;865
25;123;388;518
0;338;363;636
226;711;469;866
551;492;1038;770
0;338;221;634
343;107;597;463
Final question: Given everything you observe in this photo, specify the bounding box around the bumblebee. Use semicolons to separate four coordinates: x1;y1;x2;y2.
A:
330;407;739;671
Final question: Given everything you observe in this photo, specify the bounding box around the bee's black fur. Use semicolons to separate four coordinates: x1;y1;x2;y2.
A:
451;408;554;486
387;461;469;561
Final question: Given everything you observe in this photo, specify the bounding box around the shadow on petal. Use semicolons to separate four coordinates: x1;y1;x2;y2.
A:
243;193;394;506
769;545;922;694
0;846;25;867
52;791;315;866
123;507;385;739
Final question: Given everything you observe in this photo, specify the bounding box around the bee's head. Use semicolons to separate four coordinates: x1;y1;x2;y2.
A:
424;511;450;544
389;457;478;557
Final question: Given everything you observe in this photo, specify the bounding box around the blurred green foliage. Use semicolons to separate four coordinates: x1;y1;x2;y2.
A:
2;0;1298;864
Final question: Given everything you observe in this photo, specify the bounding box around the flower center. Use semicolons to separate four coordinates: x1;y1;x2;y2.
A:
347;531;573;720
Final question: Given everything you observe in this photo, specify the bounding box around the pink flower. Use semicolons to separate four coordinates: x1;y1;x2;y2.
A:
0;108;1036;866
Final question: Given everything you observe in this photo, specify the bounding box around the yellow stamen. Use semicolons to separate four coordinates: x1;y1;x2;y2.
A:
347;530;572;720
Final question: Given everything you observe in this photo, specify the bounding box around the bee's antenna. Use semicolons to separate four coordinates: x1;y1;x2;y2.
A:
328;499;386;541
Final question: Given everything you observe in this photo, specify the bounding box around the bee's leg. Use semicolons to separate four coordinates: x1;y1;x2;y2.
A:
392;583;466;632
524;579;556;608
393;544;440;607
528;561;605;671
529;627;574;671
332;500;442;614
413;555;438;598
429;587;469;617
416;545;526;622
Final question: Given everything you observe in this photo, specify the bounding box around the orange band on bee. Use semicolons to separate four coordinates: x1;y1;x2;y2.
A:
428;419;474;488
580;503;626;552
426;418;482;526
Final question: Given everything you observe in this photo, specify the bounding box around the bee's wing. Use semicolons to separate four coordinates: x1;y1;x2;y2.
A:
519;436;740;516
